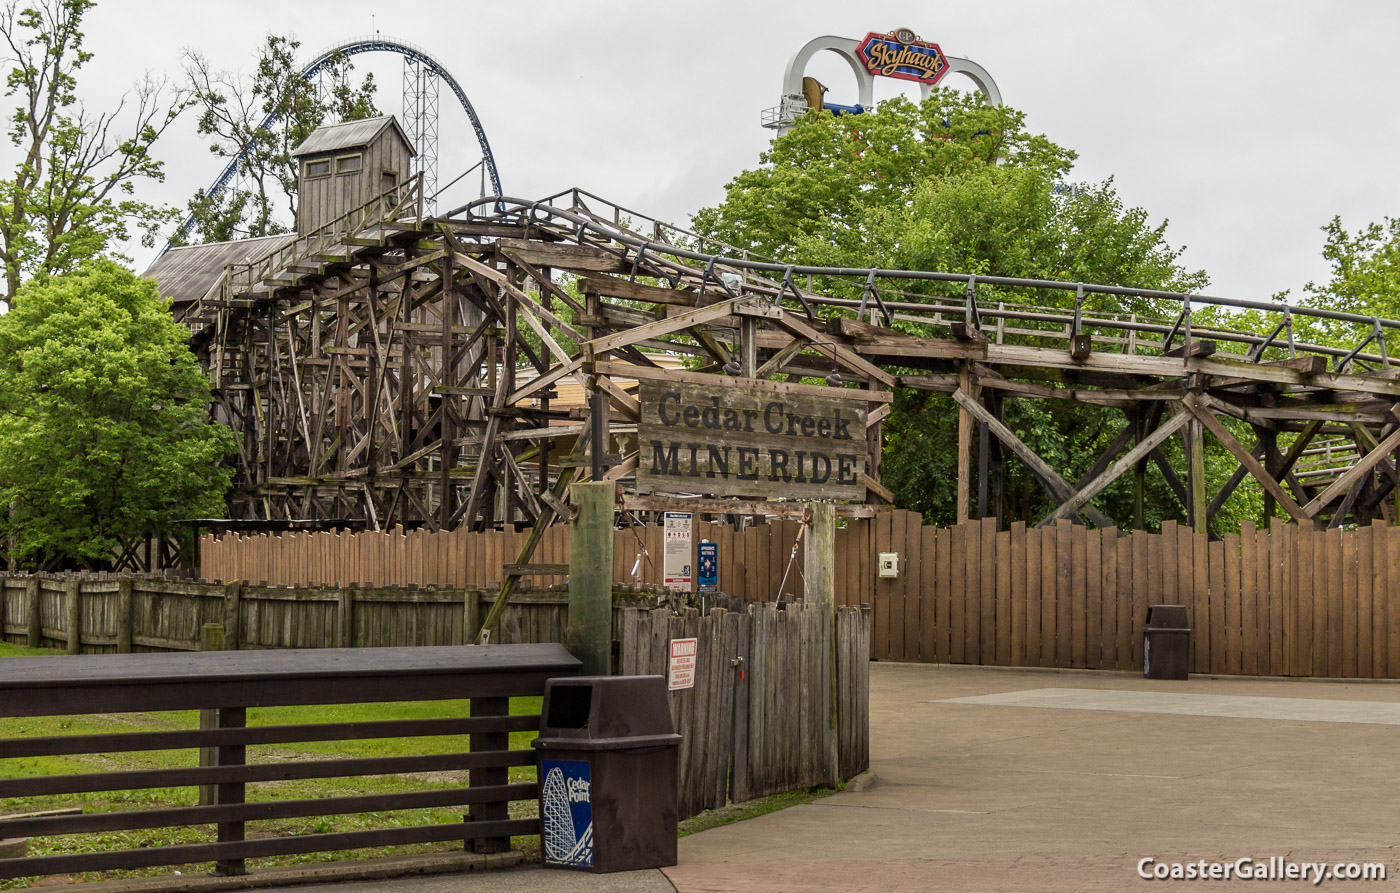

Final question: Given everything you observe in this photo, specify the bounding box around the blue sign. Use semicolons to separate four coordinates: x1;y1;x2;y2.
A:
541;759;592;867
698;540;718;594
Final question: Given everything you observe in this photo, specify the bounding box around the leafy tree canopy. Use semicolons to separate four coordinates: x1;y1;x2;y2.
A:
690;90;1238;529
179;35;379;243
0;0;186;304
0;261;233;569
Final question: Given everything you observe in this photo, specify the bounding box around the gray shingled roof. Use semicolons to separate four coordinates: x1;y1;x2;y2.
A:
141;233;296;305
290;115;415;158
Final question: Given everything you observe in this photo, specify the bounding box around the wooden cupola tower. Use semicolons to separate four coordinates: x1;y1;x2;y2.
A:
291;115;416;235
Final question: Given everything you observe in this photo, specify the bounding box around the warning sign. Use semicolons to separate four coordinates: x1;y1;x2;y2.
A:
667;637;698;691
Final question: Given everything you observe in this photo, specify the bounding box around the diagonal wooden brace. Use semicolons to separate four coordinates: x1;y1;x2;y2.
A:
1040;409;1191;526
951;389;1114;528
1183;393;1308;523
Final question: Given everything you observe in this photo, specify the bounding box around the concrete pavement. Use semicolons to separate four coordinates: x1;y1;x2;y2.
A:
664;662;1400;891
101;662;1400;892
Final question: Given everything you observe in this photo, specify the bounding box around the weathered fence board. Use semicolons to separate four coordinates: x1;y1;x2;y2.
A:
193;514;1400;680
617;603;871;821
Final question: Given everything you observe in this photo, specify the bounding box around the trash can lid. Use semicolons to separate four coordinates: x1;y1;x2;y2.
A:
1145;604;1189;629
538;675;675;740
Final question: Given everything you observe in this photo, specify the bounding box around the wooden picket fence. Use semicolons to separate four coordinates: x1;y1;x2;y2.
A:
199;513;1400;679
618;602;871;821
0;575;666;654
860;513;1400;679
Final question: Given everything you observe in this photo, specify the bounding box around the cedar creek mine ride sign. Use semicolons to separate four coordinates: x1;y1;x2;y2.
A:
637;379;868;501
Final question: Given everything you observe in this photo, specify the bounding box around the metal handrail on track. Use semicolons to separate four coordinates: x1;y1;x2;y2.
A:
452;194;1400;373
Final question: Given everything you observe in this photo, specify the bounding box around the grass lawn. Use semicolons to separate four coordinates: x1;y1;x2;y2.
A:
0;642;545;887
0;643;831;888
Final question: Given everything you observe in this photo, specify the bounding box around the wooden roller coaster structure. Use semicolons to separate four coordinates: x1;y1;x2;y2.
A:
174;177;1400;554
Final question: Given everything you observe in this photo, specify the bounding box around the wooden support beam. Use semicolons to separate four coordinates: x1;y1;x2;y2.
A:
579;275;705;307
1183;393;1307;523
589;360;892;402
586;299;739;356
956;366;975;524
1302;422;1400;518
863;472;896;504
951;388;1115;528
771;312;897;388
1040;410;1191;526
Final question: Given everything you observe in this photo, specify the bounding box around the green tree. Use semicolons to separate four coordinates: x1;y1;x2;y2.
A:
1292;215;1400;352
0;261;233;569
0;0;186;305
180;35;378;242
693;91;1224;529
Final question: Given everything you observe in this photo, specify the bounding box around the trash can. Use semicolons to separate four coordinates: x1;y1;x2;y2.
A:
1143;605;1191;680
533;675;681;872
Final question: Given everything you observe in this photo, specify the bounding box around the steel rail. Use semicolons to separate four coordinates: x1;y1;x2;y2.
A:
161;35;500;255
451;195;1400;368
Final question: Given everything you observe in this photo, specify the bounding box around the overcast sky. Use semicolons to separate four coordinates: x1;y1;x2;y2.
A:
43;1;1400;302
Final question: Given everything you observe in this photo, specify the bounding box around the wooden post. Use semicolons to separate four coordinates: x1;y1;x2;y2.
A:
957;365;975;524
25;578;39;649
1131;409;1147;531
802;502;839;784
222;581;242;651
804;503;836;610
1259;427;1281;525
464;589;481;645
740;316;757;378
467;696;510;853
212;706;247;876
1188;416;1208;534
116;579;133;653
568;480;614;675
337;588;353;648
198;623;226;809
64;579;81;655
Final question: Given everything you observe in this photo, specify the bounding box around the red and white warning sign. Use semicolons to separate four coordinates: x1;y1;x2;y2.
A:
667;637;698;691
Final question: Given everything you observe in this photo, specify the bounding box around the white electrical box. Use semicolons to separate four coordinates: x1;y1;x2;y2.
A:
878;552;899;578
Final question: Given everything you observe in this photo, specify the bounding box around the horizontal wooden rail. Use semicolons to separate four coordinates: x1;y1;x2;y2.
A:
0;714;538;758
0;644;579;881
5;818;536;878
0;749;536;797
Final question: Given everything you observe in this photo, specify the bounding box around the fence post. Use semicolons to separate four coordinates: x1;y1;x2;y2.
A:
198;623;226;808
337;588;353;648
116;579;133;653
464;589;481;644
212;706;247;876
222;581;242;651
24;578;39;648
803;502;839;784
567;481;614;675
467;695;510;853
65;579;81;655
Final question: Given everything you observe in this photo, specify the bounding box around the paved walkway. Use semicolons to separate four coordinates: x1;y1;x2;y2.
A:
278;664;1400;892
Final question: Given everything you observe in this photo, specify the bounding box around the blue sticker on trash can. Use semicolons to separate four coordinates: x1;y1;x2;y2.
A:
541;759;592;867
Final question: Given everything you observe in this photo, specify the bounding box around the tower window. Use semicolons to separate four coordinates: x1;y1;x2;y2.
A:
304;159;330;178
336;154;363;174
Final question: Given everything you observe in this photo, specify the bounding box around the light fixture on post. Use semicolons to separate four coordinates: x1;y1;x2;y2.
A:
724;358;742;376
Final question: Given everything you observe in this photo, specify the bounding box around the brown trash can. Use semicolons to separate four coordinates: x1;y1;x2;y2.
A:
1143;605;1191;680
533;675;681;873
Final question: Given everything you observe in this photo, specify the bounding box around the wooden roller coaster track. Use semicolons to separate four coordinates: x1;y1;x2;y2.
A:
174;181;1400;547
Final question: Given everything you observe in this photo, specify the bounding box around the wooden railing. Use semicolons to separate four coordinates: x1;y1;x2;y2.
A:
0;575;667;654
192;174;425;316
0;643;579;880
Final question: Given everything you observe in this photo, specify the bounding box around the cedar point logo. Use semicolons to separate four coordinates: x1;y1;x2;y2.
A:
856;28;950;85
